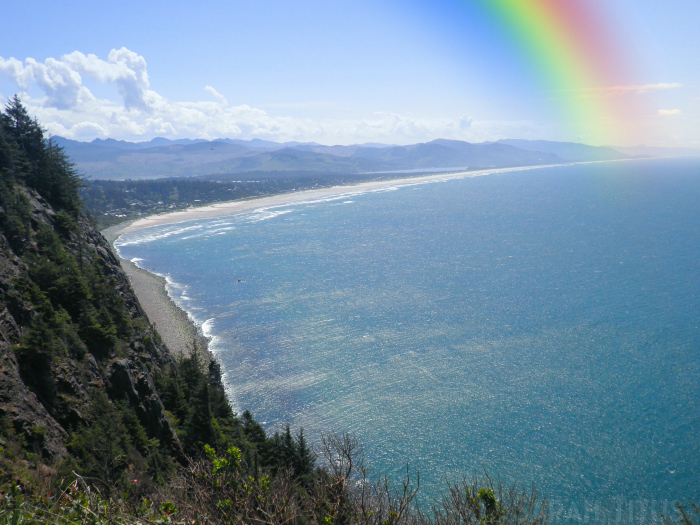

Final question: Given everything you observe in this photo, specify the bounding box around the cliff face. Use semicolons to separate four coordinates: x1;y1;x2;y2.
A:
0;186;182;462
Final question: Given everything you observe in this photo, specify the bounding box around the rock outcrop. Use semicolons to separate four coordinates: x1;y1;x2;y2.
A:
0;187;183;461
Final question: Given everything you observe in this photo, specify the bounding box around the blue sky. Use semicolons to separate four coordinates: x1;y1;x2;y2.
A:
1;0;698;147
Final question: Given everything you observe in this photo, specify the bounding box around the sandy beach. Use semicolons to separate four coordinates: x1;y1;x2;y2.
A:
104;164;563;238
119;258;208;358
101;163;567;357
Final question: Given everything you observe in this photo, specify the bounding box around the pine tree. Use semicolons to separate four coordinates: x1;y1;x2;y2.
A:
283;424;295;469
182;381;214;456
1;96;82;213
295;427;316;483
242;410;267;445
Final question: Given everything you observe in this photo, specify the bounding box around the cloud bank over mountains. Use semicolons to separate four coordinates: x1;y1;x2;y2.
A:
0;48;545;145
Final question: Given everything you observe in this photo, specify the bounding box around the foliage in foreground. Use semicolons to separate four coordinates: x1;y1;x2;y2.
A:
0;430;554;525
663;504;700;525
0;476;177;525
2;464;698;525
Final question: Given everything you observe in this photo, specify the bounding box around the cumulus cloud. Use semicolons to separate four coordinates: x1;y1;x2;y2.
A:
0;48;545;144
204;86;228;105
0;57;34;90
658;109;682;116
0;55;94;109
62;48;154;110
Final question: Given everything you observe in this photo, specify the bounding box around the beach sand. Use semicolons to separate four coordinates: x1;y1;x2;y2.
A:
120;258;207;358
104;165;558;238
101;163;566;357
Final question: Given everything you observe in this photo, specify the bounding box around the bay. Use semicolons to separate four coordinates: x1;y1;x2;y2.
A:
116;159;700;519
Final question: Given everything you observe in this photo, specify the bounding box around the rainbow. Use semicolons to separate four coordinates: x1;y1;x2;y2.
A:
465;0;640;145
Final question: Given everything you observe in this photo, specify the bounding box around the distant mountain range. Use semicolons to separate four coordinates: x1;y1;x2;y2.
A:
49;135;696;181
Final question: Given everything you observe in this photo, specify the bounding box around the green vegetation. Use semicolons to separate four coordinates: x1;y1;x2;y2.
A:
0;95;332;522
1;96;83;216
82;178;295;229
80;173;377;229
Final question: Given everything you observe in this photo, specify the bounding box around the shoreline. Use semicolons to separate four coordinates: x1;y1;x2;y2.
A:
120;258;209;358
102;167;514;357
102;163;569;239
101;160;616;359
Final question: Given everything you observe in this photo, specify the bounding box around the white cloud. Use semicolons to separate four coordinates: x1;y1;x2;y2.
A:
658;109;682;116
62;48;154;110
204;86;228;105
0;48;548;145
0;57;33;90
0;55;94;109
581;82;683;95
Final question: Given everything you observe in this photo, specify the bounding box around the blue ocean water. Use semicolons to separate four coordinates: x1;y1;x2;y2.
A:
116;159;700;520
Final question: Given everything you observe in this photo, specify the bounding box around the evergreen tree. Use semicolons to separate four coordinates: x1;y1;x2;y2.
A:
295;427;316;483
283;424;295;469
1;96;83;213
66;390;133;495
182;381;214;456
242;409;267;445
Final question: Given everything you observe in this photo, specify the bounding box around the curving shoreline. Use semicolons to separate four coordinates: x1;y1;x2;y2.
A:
102;163;568;239
100;162;578;358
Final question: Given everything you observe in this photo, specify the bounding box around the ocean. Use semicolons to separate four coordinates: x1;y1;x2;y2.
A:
116;158;700;521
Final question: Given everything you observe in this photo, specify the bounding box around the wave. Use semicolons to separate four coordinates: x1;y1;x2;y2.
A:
116;219;238;248
246;208;295;223
180;225;237;241
115;164;558;252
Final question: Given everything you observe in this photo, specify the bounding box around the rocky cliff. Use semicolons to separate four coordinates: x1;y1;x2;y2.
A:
0;186;182;462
